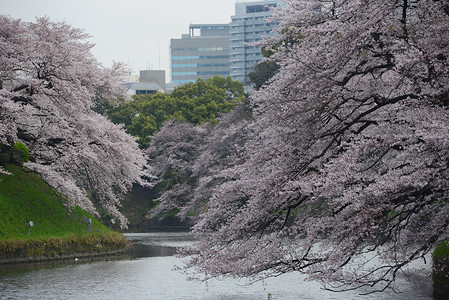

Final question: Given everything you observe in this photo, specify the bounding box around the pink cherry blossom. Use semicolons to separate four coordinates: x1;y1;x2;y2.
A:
155;0;449;293
0;16;151;228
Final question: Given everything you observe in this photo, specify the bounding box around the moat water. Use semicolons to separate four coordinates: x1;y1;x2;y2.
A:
0;232;434;299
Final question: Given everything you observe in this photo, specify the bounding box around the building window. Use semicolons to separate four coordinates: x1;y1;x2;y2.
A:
172;63;231;68
173;71;230;76
172;47;228;52
173;80;194;85
246;4;276;14
171;55;230;61
136;90;157;95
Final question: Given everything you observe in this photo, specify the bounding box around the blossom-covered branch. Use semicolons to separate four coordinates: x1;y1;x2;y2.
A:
0;16;151;228
166;0;449;293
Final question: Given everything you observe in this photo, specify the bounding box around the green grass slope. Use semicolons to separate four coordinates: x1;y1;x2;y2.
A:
0;164;108;240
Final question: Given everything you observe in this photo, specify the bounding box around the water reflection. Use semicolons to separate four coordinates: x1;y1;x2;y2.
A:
124;232;194;258
0;232;434;300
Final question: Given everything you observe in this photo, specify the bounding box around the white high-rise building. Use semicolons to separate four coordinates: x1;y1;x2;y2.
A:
229;0;284;84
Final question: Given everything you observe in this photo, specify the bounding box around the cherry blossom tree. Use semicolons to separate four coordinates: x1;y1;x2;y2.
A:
148;102;253;221
171;0;449;293
0;16;150;227
147;120;208;218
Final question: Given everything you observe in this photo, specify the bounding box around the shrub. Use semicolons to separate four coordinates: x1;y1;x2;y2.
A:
13;143;29;165
0;153;10;166
433;241;449;300
0;143;11;153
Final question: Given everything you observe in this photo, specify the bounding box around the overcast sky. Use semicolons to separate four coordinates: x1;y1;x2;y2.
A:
1;0;242;82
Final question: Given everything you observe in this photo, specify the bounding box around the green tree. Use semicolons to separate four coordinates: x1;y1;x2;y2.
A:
248;60;280;90
106;76;245;148
248;47;281;90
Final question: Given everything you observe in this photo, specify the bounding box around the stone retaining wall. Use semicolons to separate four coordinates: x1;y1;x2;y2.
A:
0;250;125;266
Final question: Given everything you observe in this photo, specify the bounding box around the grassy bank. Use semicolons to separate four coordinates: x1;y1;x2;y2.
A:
0;164;128;262
0;232;127;261
433;241;449;300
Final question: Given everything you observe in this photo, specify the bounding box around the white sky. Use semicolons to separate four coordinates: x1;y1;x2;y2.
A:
0;0;241;82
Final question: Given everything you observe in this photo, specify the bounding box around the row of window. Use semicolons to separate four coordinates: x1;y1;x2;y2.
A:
246;3;277;14
231;16;268;22
171;47;228;52
198;26;228;30
135;90;157;95
173;79;195;85
173;71;230;77
171;55;230;61
230;23;274;28
172;63;230;68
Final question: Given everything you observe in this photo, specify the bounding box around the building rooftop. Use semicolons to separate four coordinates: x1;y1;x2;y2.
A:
124;82;164;92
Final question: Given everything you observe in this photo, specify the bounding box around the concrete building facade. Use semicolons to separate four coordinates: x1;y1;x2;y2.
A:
229;0;284;84
124;70;166;95
170;24;231;85
139;70;166;91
